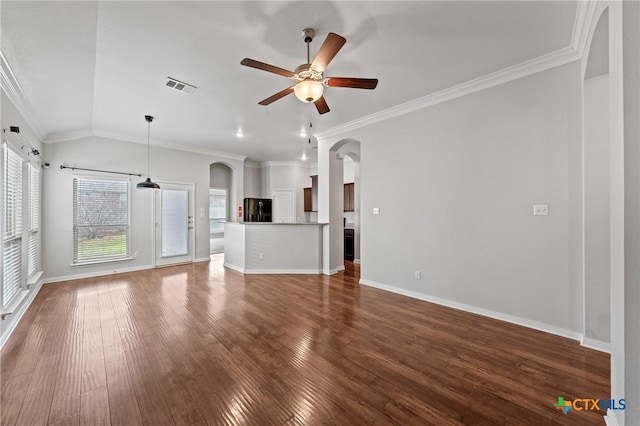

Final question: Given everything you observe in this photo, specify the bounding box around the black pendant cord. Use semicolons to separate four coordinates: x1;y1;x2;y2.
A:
137;115;160;189
60;165;142;177
147;119;151;178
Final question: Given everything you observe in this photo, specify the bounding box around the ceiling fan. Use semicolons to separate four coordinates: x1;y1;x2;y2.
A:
240;28;378;114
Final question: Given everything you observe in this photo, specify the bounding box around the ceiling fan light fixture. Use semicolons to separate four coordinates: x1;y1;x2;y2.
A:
294;80;324;103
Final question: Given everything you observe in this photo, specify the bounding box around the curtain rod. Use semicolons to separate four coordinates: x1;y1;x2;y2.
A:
3;126;33;149
60;165;142;177
3;126;50;168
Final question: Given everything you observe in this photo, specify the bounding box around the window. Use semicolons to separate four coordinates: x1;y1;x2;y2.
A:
27;163;40;277
3;144;23;308
73;177;130;264
209;188;227;233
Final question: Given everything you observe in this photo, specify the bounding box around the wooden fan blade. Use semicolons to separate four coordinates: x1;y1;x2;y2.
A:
241;58;295;78
311;33;346;72
258;87;294;105
314;96;330;114
327;77;378;89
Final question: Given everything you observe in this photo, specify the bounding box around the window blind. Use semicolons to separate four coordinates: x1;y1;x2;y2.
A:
28;164;40;276
73;177;129;263
3;144;23;308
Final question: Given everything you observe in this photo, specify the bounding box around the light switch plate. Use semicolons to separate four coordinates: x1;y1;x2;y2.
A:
373;207;380;215
533;204;549;216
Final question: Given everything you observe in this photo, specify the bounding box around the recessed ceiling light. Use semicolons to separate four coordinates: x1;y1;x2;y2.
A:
235;130;244;138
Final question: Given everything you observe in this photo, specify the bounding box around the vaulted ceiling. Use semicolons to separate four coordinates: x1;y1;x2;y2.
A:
1;1;579;162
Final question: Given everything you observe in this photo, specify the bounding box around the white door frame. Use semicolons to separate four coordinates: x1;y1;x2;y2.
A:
272;189;295;223
153;181;195;267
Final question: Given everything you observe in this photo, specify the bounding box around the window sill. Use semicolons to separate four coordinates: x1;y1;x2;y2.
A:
70;257;133;267
27;271;43;287
1;289;30;320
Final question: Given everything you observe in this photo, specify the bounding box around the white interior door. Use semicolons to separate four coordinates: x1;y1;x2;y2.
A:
155;182;194;266
272;189;295;223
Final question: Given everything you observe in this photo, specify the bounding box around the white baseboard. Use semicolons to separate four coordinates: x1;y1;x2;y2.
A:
223;263;245;273
43;264;154;284
44;257;213;284
359;278;582;342
0;281;43;350
580;336;611;353
243;269;322;275
222;263;321;275
604;410;622;426
323;265;345;275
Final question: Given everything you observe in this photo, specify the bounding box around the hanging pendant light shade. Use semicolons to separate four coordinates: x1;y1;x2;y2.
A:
137;115;160;189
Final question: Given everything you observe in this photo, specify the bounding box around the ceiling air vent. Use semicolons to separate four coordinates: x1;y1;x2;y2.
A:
165;77;197;94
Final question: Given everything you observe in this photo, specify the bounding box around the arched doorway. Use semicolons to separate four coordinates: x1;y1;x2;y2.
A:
317;138;362;276
209;162;232;255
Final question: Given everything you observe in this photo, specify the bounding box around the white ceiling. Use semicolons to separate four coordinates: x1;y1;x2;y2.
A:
1;1;578;163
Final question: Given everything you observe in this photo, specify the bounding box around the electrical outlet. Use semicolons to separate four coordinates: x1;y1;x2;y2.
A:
533;204;549;216
259;252;264;260
415;271;421;279
134;251;139;258
373;207;380;215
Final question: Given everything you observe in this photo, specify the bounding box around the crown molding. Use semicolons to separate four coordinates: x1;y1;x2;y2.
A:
260;160;311;168
0;50;44;140
315;46;580;142
244;161;261;168
571;0;598;57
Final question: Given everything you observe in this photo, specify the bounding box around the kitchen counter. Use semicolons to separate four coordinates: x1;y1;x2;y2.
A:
224;222;327;274
241;222;328;225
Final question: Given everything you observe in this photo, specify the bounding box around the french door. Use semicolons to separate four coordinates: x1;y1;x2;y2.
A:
155;182;194;266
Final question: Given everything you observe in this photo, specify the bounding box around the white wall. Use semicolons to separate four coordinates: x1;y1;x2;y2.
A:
259;164;270;198
260;162;311;222
243;162;260;198
210;163;232;188
343;156;355;183
223;222;245;271
603;3;627;423
244;224;323;272
321;61;584;335
622;1;640;422
343;156;356;226
583;74;610;345
41;136;244;281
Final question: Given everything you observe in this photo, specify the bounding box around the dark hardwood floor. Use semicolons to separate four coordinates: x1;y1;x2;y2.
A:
1;256;609;425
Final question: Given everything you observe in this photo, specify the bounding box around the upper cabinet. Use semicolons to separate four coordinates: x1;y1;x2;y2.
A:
304;175;319;212
304;179;354;212
344;183;354;212
304;187;313;212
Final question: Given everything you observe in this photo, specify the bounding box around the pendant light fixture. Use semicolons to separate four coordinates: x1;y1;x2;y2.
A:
136;115;160;189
